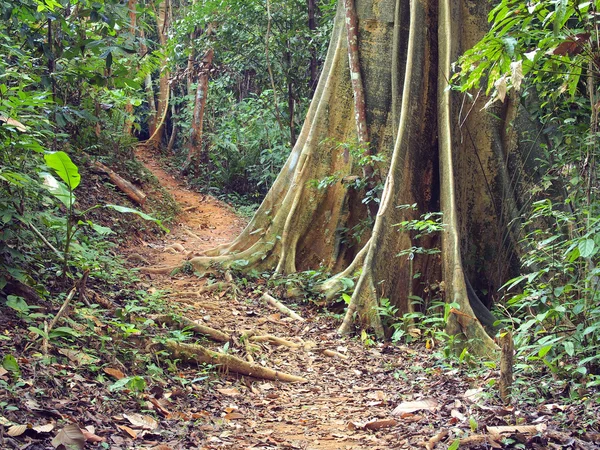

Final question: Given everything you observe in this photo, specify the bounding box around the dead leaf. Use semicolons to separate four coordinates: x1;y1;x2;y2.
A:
495;74;507;103
59;349;99;366
224;412;244;420
81;428;105;443
451;409;466;422
486;424;546;435
0;115;28;132
217;387;240;396
392;399;438;415
117;424;138;439
0;416;12;426
33;423;55;433
103;367;125;380
151;446;174;450
8;424;29;437
0;367;8;377
364;419;398;430
510;60;523;91
123;413;158;430
51;423;86;450
259;383;274;391
463;388;484;403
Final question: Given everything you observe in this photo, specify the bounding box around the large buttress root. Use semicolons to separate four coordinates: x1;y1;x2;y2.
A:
174;0;542;354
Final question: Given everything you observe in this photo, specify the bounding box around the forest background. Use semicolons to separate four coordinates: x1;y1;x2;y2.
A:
1;0;600;442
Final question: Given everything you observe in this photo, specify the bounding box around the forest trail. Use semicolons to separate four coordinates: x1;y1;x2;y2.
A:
127;148;460;449
118;149;585;450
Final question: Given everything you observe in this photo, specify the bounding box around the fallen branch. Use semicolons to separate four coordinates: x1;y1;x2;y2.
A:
261;293;305;322
153;314;230;342
91;161;147;206
164;340;307;383
322;349;349;360
425;430;448;450
249;335;300;348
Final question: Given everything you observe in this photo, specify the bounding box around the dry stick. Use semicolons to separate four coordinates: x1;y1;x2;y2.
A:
499;330;514;403
261;293;305;322
425;429;448;450
249;335;300;348
164;340;307;383
322;349;349;360
43;286;78;353
28;223;62;259
78;269;90;307
343;0;379;218
153;314;230;342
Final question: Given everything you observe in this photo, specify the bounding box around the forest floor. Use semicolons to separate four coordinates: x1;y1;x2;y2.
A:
2;148;599;450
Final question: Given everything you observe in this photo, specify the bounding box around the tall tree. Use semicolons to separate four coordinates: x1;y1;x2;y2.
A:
185;0;544;354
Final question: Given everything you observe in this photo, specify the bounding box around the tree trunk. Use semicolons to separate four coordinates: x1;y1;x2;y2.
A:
307;0;318;93
189;0;540;356
185;47;214;169
148;0;170;146
123;0;137;135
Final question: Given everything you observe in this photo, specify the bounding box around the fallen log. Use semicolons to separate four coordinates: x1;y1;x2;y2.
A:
164;340;307;383
261;293;305;322
91;161;146;206
153;314;230;342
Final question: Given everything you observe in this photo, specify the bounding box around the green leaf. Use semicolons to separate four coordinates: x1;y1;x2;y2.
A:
109;375;146;393
40;172;75;207
538;344;553;358
104;204;169;232
578;239;596;258
5;295;30;314
448;439;460;450
44;151;80;191
2;354;20;376
563;341;574;357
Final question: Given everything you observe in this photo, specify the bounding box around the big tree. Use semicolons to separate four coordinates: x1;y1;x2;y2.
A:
183;0;546;355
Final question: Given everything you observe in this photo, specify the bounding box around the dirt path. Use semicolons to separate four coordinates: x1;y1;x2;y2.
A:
123;150;584;450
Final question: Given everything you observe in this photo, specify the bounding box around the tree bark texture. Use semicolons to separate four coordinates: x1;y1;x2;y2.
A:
186;47;214;168
148;0;170;145
190;0;542;355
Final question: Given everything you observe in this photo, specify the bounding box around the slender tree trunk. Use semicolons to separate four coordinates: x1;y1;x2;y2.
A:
307;0;318;93
148;0;170;146
123;0;137;135
286;47;297;146
185;47;214;169
140;28;157;137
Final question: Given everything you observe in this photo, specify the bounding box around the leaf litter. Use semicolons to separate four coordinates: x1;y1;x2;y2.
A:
0;147;598;449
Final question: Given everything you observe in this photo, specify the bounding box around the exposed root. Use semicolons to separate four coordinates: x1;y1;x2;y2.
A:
164;340;307;383
138;265;179;274
182;228;202;240
199;281;238;296
261;293;305;322
153;314;230;342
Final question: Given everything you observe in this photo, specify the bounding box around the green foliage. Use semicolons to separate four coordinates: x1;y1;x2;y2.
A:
454;0;600;387
169;0;335;203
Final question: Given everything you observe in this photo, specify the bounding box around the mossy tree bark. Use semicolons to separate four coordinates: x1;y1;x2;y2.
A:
190;0;540;356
